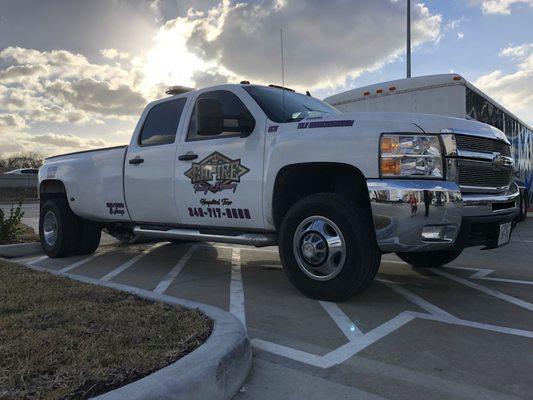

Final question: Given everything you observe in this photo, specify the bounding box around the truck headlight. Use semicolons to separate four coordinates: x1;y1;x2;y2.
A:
380;134;443;178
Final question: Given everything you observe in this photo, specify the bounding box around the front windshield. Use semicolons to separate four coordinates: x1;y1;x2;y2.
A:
244;85;340;123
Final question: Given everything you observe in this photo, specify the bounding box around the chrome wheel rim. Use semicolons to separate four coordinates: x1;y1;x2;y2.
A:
293;216;346;281
43;211;58;247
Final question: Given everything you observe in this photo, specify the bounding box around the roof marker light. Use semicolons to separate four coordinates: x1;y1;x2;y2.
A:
363;91;371;96
376;89;383;94
453;76;461;81
389;86;396;91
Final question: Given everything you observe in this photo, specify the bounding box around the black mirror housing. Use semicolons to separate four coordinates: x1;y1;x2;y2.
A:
196;96;256;137
196;98;224;136
238;113;255;138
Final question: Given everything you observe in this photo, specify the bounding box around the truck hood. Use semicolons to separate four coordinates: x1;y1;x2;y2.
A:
336;111;510;144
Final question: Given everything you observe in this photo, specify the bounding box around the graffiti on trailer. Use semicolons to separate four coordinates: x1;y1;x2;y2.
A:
184;152;250;194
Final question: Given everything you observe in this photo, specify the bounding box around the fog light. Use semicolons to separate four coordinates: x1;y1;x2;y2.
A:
421;226;446;241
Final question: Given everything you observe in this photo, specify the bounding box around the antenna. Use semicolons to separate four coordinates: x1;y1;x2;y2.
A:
280;27;286;121
406;0;411;78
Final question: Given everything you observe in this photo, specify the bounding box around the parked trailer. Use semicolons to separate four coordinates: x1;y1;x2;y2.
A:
325;74;532;218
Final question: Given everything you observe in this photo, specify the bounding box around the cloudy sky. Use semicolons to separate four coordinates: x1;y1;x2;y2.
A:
0;0;532;156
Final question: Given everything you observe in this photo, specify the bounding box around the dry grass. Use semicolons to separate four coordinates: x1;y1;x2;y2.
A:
0;223;39;245
0;261;212;400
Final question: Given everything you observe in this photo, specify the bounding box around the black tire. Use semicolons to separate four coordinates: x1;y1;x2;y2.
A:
75;218;102;255
39;198;79;258
396;249;463;269
278;193;381;301
517;191;528;223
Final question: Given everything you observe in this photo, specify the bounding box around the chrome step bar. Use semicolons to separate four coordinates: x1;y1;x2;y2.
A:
133;226;277;247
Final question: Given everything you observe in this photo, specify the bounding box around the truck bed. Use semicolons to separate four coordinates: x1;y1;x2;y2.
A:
40;145;131;222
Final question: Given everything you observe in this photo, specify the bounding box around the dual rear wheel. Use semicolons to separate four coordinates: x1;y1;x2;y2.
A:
40;198;101;258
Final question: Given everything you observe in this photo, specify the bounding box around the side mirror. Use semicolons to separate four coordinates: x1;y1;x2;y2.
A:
196;97;256;137
238;112;255;138
196;98;224;136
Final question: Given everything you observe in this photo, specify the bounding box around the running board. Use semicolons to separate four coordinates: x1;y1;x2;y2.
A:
132;227;277;247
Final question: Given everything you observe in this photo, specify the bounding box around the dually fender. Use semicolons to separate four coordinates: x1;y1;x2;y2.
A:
39;148;131;222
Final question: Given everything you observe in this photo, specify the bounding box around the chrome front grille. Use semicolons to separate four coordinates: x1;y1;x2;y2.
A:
457;160;513;190
455;134;511;156
449;134;513;193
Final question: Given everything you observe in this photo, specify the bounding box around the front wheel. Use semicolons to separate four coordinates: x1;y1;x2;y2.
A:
516;191;529;223
396;249;463;268
278;193;381;301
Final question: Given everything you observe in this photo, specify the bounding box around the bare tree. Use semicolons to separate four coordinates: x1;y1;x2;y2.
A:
1;152;44;170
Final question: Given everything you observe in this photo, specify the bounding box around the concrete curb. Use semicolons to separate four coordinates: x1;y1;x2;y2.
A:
21;263;252;400
0;242;42;258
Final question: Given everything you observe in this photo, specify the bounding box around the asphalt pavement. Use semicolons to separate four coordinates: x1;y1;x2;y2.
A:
4;202;533;399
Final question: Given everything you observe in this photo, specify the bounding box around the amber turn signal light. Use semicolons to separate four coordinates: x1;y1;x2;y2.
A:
380;136;399;154
380;157;401;176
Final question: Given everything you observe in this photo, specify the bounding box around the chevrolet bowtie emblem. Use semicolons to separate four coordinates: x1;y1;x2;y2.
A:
492;153;513;169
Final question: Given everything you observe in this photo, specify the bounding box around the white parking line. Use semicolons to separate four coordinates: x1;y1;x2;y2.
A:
251;338;324;368
230;247;246;327
378;279;456;319
321;312;417;368
153;245;197;294
252;311;416;369
100;242;166;282
25;255;48;266
253;308;533;369
430;268;533;312
59;247;115;273
412;312;533;339
444;265;533;286
319;301;363;339
383;258;533;286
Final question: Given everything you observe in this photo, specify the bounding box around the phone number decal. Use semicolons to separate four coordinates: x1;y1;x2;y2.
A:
188;207;251;219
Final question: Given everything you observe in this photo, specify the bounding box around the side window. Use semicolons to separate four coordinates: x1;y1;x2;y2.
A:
139;98;187;146
187;90;252;141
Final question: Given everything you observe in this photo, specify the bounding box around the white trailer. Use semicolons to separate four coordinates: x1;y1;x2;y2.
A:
324;74;533;217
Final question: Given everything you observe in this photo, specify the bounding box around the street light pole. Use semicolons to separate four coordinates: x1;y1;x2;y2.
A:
407;0;411;78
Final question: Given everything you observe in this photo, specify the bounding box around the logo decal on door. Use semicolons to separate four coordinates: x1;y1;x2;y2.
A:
184;151;250;194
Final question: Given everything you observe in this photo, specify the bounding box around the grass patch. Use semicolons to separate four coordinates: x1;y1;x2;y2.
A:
0;222;39;245
0;261;212;399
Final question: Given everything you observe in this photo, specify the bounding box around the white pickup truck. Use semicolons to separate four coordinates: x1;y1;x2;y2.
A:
38;83;519;300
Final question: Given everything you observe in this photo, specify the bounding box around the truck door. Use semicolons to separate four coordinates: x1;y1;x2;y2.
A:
124;97;188;224
175;88;266;229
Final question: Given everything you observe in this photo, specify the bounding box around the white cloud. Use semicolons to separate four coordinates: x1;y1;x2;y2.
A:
475;43;533;125
149;0;441;90
457;32;465;40
0;113;26;131
30;133;107;149
0;47;148;127
499;43;533;59
472;0;533;15
0;130;111;157
100;48;131;60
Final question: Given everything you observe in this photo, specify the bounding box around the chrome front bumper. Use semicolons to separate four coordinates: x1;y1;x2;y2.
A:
367;179;519;252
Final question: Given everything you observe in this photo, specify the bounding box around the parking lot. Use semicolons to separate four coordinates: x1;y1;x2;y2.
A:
6;204;533;399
